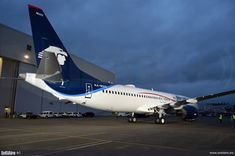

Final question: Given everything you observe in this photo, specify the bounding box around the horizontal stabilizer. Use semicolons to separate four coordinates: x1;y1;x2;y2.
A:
36;51;62;82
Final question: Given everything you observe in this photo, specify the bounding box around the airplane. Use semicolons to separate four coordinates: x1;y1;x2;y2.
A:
20;4;235;124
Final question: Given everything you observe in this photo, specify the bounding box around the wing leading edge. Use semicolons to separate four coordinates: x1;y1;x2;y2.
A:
174;89;235;107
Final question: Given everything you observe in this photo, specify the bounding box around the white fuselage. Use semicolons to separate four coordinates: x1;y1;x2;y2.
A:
23;73;188;114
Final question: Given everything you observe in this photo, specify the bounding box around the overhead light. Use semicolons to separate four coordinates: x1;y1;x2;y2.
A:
4;107;10;111
24;54;29;59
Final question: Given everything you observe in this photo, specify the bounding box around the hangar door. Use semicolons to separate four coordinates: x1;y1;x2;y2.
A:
0;57;19;117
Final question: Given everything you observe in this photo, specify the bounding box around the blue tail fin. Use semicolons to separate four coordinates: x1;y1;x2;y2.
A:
28;4;96;82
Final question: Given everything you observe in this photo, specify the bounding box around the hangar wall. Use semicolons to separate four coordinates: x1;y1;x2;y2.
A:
0;57;3;77
0;24;115;117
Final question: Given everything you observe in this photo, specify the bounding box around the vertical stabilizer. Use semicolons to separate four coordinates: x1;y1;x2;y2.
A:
28;4;98;82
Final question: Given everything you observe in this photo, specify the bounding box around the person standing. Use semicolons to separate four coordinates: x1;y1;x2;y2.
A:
231;114;235;123
218;114;223;123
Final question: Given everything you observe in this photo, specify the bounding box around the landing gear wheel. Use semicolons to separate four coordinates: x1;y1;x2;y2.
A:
160;118;165;124
132;117;137;123
154;118;165;124
154;118;160;124
128;117;137;123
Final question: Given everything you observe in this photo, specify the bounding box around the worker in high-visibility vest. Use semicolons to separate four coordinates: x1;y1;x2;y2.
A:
218;114;223;123
231;114;235;123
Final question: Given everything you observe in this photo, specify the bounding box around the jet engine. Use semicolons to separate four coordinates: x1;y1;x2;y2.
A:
176;105;198;120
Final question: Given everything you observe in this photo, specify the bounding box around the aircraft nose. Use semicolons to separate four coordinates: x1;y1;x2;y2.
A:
19;73;26;79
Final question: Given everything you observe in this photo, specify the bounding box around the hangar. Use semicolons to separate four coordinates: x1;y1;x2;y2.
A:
0;23;115;118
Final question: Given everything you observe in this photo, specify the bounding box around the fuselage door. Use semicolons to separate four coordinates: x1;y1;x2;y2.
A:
85;83;93;98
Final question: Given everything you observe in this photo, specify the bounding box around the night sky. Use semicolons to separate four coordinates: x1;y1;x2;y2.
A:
1;0;235;104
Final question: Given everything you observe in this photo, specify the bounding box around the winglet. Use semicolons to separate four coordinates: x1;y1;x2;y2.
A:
28;4;42;10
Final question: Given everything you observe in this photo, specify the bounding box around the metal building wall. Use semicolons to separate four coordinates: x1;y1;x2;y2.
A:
0;24;36;65
0;57;3;77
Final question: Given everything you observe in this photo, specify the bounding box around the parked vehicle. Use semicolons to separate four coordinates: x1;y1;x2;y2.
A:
61;112;69;118
75;112;83;118
54;112;63;118
117;112;128;117
67;112;83;118
67;112;76;118
82;112;95;117
19;112;38;119
39;111;54;118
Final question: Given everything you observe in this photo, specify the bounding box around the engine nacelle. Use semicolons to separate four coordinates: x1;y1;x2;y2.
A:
176;105;198;120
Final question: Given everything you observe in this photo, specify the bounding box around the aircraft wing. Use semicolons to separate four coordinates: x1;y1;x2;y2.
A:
174;89;235;107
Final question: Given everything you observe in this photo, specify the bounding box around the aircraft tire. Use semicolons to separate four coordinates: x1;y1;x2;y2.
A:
132;117;137;123
128;117;137;123
154;118;160;124
160;118;165;124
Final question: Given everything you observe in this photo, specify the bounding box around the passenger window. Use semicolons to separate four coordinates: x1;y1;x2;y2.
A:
109;91;111;94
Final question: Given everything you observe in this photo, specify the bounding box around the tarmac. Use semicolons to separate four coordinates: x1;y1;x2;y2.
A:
0;116;234;156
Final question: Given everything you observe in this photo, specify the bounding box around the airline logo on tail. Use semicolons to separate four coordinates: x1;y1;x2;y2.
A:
38;46;68;65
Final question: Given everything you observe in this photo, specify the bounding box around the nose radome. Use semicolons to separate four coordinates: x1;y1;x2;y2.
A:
19;73;26;79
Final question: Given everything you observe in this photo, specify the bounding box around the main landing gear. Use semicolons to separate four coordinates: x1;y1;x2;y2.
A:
127;110;166;124
154;117;165;124
154;108;166;124
128;112;137;123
